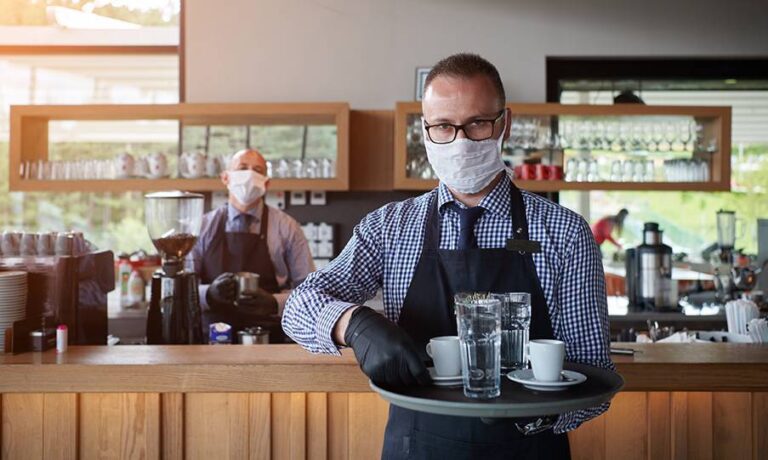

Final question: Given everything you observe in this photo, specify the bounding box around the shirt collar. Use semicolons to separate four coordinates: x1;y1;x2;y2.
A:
437;171;512;218
227;200;263;223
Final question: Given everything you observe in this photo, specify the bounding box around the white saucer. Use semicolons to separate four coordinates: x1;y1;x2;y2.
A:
432;380;463;388
428;367;462;383
507;369;587;392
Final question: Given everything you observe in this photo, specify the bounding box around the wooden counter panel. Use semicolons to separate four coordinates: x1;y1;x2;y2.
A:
0;390;765;460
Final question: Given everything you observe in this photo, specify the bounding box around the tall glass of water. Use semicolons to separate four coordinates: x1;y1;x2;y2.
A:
492;292;532;372
454;293;502;399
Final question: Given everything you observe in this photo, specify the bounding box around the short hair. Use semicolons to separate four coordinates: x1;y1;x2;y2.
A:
424;53;506;107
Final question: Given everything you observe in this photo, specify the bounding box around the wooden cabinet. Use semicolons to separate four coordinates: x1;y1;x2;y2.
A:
394;101;731;192
9;103;350;192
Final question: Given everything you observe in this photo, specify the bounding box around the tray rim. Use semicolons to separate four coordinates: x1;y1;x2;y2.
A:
370;363;624;418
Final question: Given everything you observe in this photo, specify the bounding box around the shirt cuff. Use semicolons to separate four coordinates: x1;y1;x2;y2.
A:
315;300;358;356
198;284;210;310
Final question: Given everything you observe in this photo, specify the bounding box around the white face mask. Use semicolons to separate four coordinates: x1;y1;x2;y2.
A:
423;118;507;194
227;170;267;206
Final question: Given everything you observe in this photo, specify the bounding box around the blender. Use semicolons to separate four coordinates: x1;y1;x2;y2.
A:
145;191;204;344
714;210;737;301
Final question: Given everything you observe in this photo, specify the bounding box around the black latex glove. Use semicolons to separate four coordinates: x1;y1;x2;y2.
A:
236;288;278;316
206;272;237;312
344;306;431;387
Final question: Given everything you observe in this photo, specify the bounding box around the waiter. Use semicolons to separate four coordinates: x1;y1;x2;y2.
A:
192;148;314;340
283;53;612;458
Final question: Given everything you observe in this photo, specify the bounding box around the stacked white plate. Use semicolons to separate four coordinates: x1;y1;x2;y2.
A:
0;271;28;352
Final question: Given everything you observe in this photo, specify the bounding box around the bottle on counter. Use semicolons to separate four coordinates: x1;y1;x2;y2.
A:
117;253;132;309
146;272;163;344
128;268;145;305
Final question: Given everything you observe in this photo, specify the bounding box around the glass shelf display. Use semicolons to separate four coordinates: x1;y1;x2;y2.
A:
394;102;731;192
9;103;349;192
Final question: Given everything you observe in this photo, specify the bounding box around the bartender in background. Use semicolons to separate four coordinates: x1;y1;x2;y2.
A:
191;149;314;338
591;208;629;251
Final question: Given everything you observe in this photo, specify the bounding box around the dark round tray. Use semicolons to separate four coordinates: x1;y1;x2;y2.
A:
370;362;624;418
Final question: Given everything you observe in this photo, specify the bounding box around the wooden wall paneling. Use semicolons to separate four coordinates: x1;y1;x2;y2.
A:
306;393;328;460
605;392;648;460
671;391;689;460
184;393;248;460
327;393;349;460
713;392;752;460
753;393;768;460
349;110;394;191
648;392;672;460
348;393;389;460
568;411;606;460
1;393;44;459
271;393;291;460
161;393;184;460
687;392;713;460
289;393;307;460
43;393;78;460
79;393;160;460
249;393;271;460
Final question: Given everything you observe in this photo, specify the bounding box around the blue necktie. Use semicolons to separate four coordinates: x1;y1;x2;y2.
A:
451;203;485;250
235;213;253;232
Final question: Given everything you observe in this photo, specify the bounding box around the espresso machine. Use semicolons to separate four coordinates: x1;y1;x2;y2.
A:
625;222;677;311
145;191;204;344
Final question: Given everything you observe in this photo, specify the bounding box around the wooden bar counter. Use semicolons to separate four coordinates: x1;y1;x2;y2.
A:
1;343;766;460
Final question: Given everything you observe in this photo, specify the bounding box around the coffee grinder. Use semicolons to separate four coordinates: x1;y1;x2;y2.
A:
145;191;204;344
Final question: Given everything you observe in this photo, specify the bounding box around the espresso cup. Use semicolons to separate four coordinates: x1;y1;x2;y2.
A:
36;232;56;256
534;164;550;181
20;232;38;256
519;164;536;180
426;335;461;377
547;165;565;181
528;339;565;382
1;231;21;256
55;232;74;256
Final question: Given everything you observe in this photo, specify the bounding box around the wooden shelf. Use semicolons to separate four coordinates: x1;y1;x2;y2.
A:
390;178;727;193
9;103;350;192
394;102;732;192
8;177;347;193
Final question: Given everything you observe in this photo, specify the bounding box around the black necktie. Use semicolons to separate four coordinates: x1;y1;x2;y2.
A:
451;203;485;250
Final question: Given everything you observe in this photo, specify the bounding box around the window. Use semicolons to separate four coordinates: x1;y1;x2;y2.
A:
548;58;768;259
0;0;180;254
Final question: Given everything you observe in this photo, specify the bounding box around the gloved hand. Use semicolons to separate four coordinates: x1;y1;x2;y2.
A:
236;288;278;316
206;272;238;312
344;306;431;387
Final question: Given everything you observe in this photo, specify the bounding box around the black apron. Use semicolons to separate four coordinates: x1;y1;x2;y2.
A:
200;204;284;341
381;182;571;460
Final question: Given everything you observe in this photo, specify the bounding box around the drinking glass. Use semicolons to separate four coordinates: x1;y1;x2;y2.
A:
454;293;501;399
491;292;531;371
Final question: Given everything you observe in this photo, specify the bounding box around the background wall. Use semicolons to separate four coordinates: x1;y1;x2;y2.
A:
185;0;768;108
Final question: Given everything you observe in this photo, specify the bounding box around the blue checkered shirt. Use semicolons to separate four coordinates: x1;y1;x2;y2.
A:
283;173;614;433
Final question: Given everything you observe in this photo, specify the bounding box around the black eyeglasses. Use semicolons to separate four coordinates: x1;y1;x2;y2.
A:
423;110;505;144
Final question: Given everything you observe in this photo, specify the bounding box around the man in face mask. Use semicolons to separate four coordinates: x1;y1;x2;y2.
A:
191;149;314;341
283;53;612;458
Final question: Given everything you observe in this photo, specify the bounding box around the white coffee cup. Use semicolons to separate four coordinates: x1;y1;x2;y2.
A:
426;336;461;377
528;339;565;382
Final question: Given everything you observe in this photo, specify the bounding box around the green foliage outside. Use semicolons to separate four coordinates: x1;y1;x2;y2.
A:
566;143;768;258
